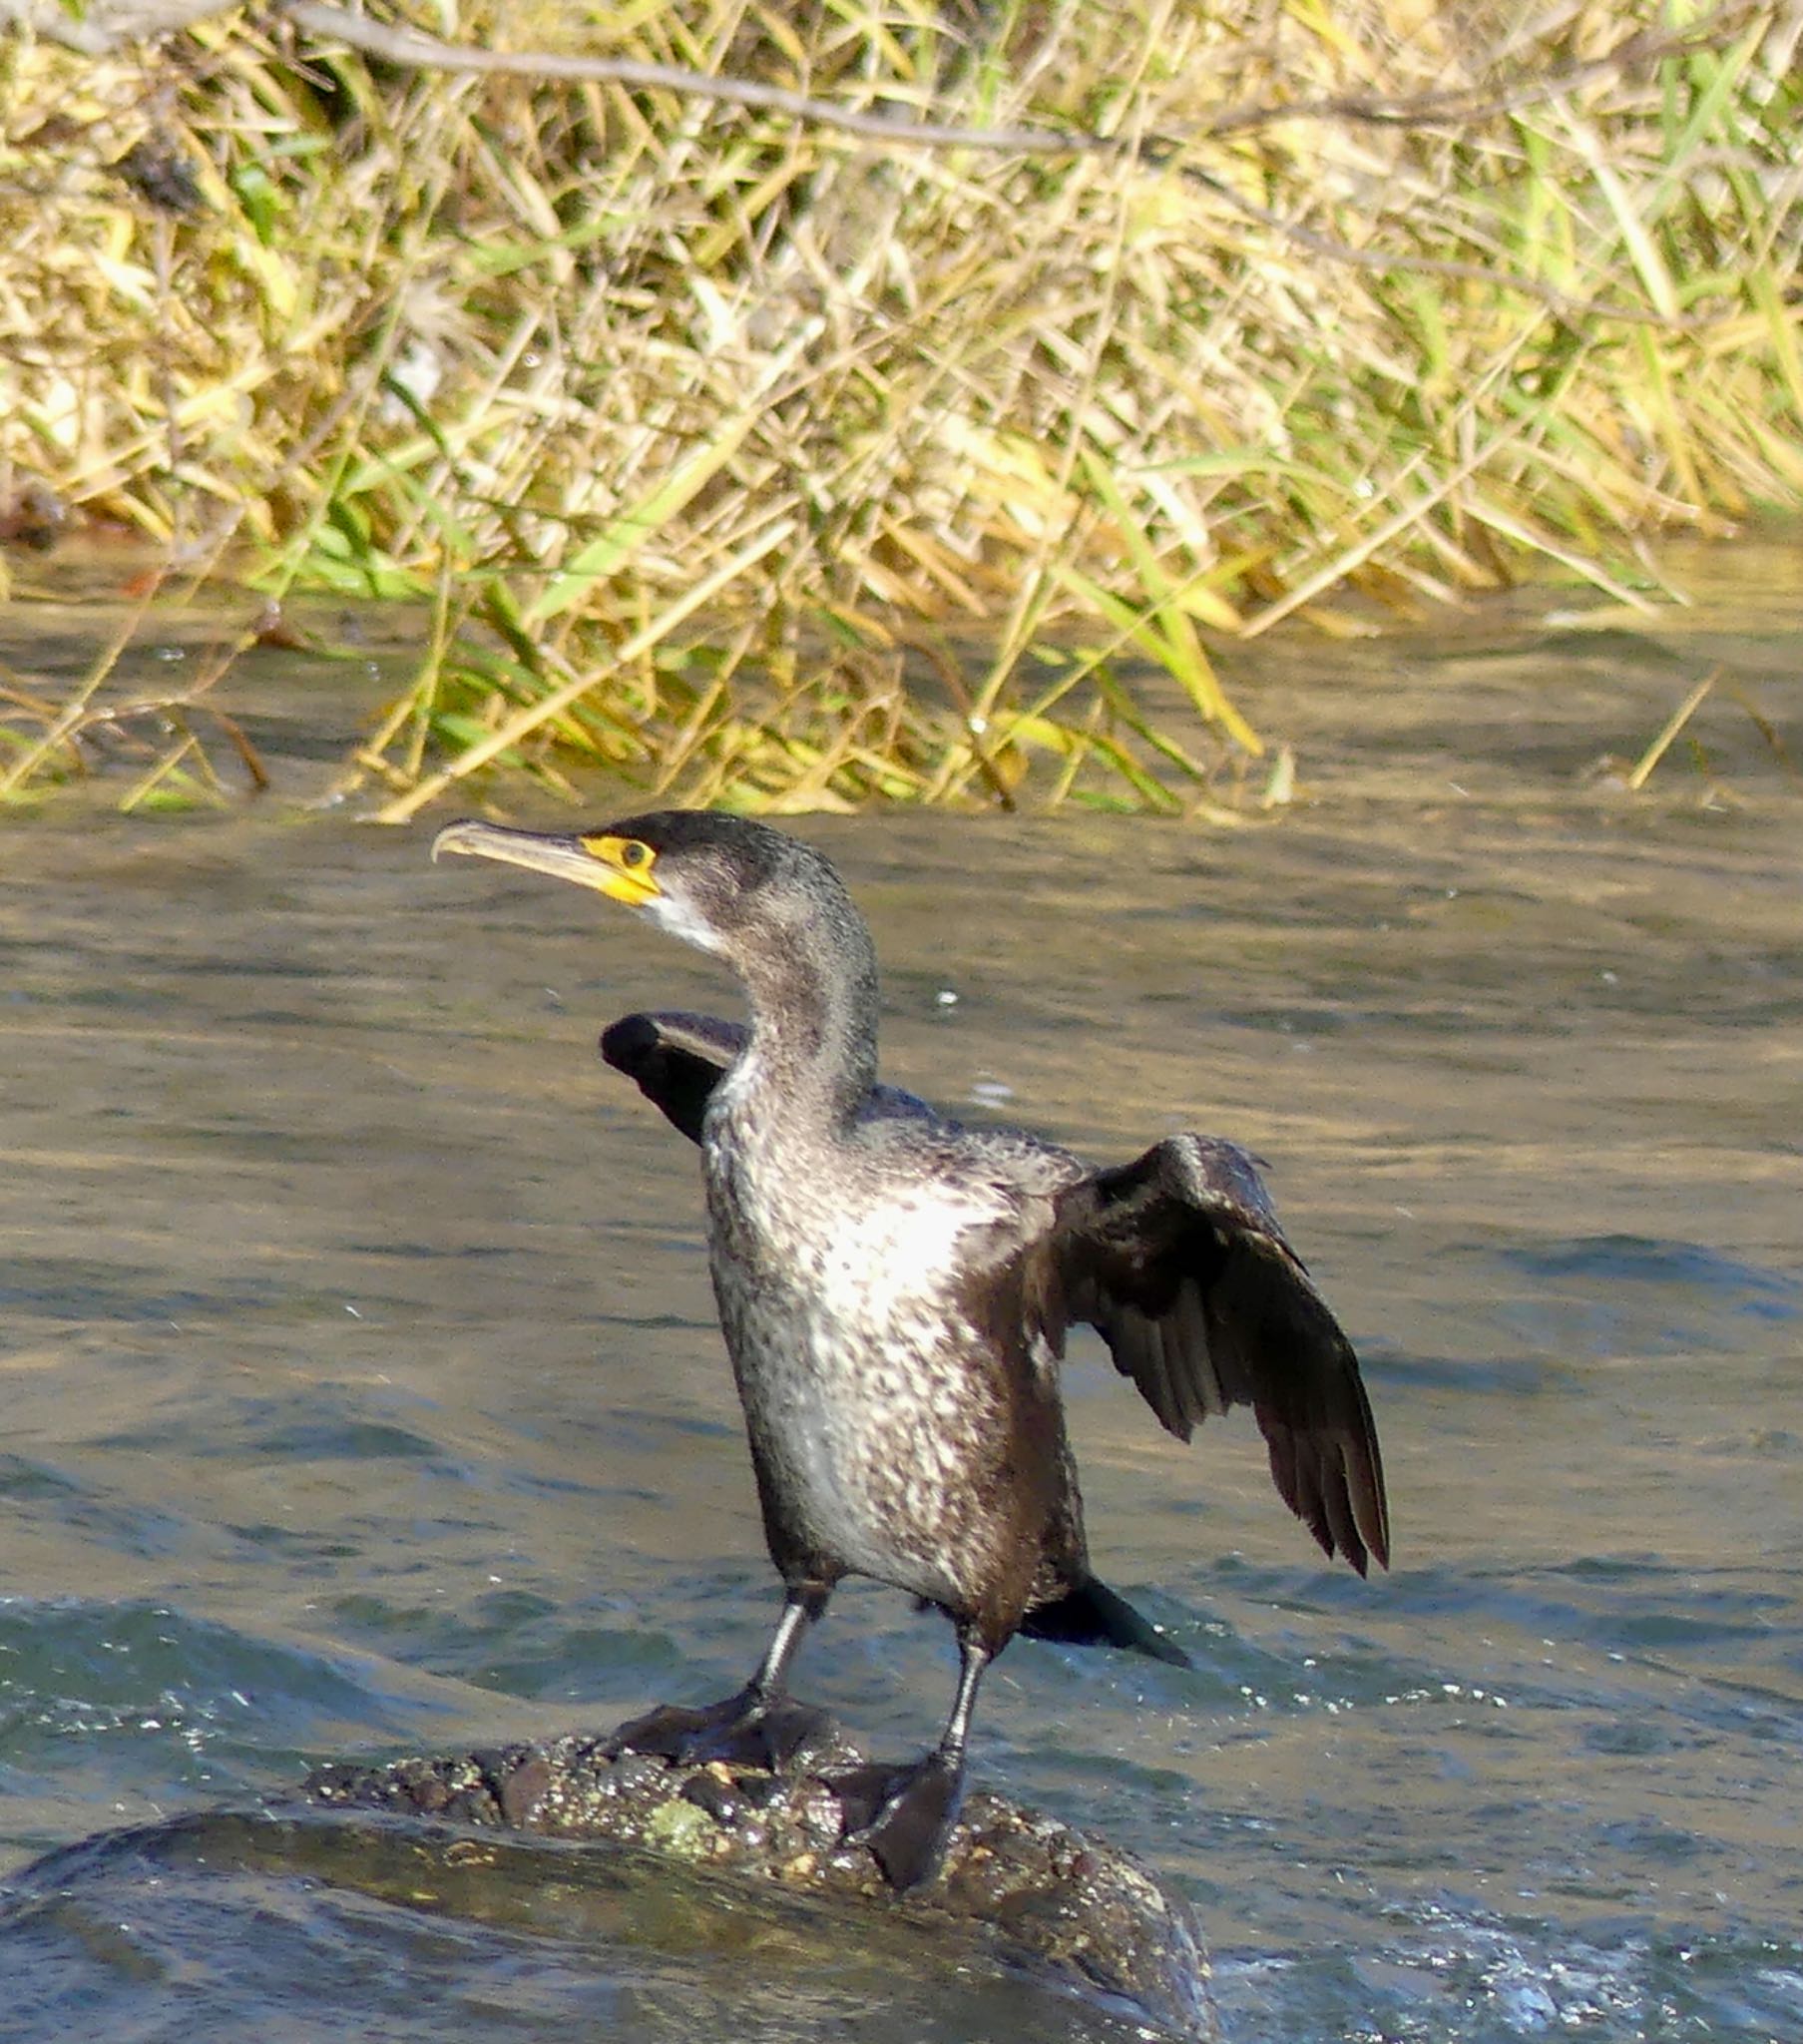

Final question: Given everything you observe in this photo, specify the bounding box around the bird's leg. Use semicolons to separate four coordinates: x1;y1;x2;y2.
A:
827;1626;991;1892
606;1583;833;1773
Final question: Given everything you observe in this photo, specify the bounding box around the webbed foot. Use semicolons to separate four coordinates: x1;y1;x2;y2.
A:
826;1751;965;1891
606;1691;831;1772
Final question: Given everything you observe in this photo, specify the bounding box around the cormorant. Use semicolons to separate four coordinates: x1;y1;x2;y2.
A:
432;811;1389;1890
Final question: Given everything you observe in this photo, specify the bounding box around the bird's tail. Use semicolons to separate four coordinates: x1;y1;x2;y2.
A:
1020;1577;1191;1668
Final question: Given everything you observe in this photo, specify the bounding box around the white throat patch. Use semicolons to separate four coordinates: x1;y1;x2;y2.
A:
646;890;727;956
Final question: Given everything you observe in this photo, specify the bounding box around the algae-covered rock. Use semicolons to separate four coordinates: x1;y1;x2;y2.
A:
304;1717;1216;2040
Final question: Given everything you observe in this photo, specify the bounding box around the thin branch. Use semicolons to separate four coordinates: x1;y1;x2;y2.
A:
4;0;1769;327
0;0;231;53
6;0;1771;170
276;0;1109;158
267;0;1766;332
281;0;1772;169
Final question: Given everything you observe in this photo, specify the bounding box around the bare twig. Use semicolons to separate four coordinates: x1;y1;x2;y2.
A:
3;0;1769;325
283;1;1785;328
0;0;231;54
275;0;1107;158
4;0;1772;172
275;0;1775;191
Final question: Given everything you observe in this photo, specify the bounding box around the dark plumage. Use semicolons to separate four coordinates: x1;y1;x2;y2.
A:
433;810;1389;1890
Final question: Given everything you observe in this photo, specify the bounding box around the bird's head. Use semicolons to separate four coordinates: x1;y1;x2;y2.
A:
431;809;823;960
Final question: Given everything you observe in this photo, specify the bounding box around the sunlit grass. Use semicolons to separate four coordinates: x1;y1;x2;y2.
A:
0;0;1798;811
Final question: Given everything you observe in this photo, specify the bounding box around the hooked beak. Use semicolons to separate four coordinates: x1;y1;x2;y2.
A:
430;820;660;908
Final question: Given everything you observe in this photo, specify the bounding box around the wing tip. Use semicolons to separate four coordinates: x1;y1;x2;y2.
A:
1272;1425;1392;1578
599;1010;659;1076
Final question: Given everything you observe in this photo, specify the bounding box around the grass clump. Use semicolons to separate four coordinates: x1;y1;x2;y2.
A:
0;0;1799;813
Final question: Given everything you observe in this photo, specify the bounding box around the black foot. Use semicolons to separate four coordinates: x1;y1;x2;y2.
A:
826;1752;965;1892
605;1691;831;1773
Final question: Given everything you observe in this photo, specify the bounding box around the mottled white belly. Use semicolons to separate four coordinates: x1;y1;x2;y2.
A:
712;1182;1011;1604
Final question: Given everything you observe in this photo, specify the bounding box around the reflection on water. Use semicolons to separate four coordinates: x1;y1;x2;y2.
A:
1;541;1801;2040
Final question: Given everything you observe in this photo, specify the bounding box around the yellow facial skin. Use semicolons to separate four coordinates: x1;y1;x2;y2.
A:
578;834;661;907
431;820;662;908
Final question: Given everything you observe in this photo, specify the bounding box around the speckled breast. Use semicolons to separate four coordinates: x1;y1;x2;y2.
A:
702;1122;1038;1609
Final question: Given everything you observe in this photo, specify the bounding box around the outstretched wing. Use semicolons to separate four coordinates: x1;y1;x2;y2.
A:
599;1011;934;1144
1031;1135;1389;1576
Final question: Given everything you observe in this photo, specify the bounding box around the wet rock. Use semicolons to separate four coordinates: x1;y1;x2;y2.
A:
304;1714;1216;2040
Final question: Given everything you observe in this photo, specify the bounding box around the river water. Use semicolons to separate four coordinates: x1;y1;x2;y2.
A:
1;540;1800;2041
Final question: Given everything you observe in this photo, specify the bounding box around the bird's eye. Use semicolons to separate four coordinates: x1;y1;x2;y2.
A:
620;841;649;868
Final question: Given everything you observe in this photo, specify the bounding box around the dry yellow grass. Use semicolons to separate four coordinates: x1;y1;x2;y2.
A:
1;0;1799;811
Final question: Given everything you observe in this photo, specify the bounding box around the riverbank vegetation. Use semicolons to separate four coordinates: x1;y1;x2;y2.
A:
1;0;1799;812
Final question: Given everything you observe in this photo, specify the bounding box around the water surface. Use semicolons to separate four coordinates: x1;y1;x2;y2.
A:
1;541;1800;2040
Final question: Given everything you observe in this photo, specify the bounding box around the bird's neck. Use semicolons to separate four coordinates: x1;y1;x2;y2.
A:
727;907;880;1131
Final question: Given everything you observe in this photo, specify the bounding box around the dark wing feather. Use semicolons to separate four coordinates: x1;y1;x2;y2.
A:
599;1011;934;1144
1034;1135;1390;1576
600;1011;747;1143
